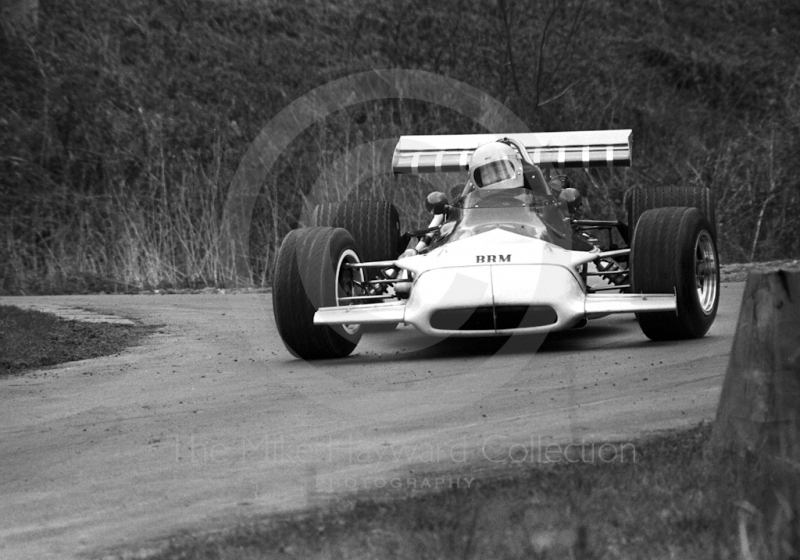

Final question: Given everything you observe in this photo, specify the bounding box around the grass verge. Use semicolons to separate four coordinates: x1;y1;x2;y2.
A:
0;305;155;376
118;424;796;560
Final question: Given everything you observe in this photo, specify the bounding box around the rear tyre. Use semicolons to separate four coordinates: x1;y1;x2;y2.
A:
272;227;363;359
311;199;401;332
311;200;401;263
631;207;719;340
625;186;716;238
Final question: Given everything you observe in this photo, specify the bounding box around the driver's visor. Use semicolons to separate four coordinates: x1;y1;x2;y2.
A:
473;159;515;188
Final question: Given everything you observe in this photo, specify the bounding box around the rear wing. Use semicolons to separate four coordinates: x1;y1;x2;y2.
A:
392;129;632;174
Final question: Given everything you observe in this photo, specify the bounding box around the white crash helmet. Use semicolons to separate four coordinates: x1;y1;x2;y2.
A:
468;142;523;190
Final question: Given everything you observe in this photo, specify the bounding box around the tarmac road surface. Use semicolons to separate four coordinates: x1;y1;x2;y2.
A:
0;282;744;559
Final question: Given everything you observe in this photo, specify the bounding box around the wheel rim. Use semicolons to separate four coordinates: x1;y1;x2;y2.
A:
694;231;717;315
335;249;363;335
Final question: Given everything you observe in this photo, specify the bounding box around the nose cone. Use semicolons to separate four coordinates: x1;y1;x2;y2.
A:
400;229;588;336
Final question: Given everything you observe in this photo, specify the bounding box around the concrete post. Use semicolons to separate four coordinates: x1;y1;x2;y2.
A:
711;270;800;457
710;270;800;557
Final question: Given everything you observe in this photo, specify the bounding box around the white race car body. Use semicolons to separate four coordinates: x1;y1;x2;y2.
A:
314;227;676;337
314;129;677;337
274;129;719;359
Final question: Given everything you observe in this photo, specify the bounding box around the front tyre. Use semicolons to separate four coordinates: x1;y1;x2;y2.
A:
312;199;401;332
631;207;719;340
272;227;363;359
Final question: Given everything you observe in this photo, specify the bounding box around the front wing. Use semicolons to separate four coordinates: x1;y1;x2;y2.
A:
314;262;675;337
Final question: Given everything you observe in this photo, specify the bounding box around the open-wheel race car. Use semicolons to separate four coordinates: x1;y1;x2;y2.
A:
272;130;719;360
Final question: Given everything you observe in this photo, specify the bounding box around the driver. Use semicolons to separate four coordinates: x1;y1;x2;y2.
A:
469;141;556;197
401;141;583;259
399;142;527;260
470;140;583;217
470;142;524;190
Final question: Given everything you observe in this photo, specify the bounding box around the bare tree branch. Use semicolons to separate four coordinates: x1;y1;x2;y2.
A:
538;80;579;107
498;0;521;97
750;125;778;261
546;0;588;83
534;0;562;108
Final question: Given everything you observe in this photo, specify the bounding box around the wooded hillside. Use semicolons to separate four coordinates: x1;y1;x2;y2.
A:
2;0;798;293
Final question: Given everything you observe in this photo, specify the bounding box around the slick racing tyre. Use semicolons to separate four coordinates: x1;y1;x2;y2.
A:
311;199;401;264
311;199;401;332
625;186;716;239
272;227;364;359
630;207;719;340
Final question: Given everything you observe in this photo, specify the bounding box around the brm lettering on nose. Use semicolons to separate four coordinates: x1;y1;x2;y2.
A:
475;254;511;263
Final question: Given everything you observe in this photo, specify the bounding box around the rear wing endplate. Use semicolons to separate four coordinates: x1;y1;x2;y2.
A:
392;130;632;174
